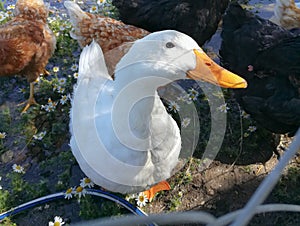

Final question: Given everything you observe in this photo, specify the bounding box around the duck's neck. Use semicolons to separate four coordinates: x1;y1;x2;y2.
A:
111;66;177;148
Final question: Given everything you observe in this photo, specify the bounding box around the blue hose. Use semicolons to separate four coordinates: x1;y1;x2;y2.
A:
0;188;148;220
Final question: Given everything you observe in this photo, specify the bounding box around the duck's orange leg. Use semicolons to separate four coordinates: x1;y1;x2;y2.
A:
143;180;171;201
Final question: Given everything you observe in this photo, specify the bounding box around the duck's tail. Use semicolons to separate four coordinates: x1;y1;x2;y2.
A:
64;1;91;47
78;40;111;81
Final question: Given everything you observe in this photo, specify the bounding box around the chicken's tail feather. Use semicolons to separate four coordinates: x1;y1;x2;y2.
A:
64;1;89;45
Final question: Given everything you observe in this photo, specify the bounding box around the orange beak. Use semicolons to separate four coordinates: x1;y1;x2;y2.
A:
186;49;247;88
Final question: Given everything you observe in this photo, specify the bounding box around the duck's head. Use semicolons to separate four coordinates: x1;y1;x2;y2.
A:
116;30;247;88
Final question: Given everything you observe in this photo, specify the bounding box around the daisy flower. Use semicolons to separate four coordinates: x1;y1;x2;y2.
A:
12;164;25;174
247;126;257;133
73;72;79;79
125;193;137;201
217;103;229;113
188;88;199;97
176;95;186;102
90;5;98;13
168;101;180;113
0;176;2;190
97;0;106;6
56;86;65;94
80;177;95;188
49;216;65;226
60;95;69;105
33;131;47;140
64;187;74;200
0;132;6;139
0;13;7;22
7;4;15;10
75;186;87;199
53;66;60;73
181;118;191;128
243;132;250;138
5;11;13;17
18;87;26;94
41;98;57;112
241;110;250;119
70;64;78;72
136;192;148;207
58;78;67;85
188;93;198;101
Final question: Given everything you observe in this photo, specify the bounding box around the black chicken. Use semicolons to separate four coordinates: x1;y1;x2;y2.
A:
220;3;300;135
112;0;230;46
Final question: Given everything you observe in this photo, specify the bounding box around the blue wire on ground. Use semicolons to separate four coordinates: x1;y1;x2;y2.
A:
0;189;147;220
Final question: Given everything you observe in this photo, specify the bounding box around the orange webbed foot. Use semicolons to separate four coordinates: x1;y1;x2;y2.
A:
143;180;171;202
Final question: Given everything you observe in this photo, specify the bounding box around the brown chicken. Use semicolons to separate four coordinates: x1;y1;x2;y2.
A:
270;0;300;29
64;1;149;75
64;1;149;51
0;0;56;112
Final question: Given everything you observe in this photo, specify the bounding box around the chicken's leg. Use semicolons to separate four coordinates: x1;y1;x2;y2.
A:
20;82;37;113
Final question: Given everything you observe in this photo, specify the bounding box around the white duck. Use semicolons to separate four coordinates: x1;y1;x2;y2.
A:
70;30;247;200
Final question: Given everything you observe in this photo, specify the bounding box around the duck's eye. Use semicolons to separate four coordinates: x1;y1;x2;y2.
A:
166;42;175;48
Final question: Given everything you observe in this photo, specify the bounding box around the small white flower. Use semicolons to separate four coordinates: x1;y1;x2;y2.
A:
136;192;148;207
12;164;25;174
188;93;198;101
97;0;106;6
80;177;95;188
58;78;66;85
7;4;15;10
33;131;47;140
75;186;87;199
181;118;191;128
64;187;74;200
0;13;7;22
241;110;250;119
90;5;98;13
188;88;199;97
247;126;257;132
49;216;65;226
168;101;180;113
18;87;26;94
125;193;137;201
56;86;65;94
217;103;229;113
5;11;13;17
176;95;186;102
53;66;60;73
73;72;79;79
0;132;6;139
70;64;78;72
60;95;69;105
41;99;57;112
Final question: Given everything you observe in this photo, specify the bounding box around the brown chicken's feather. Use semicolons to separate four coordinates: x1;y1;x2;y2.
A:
271;0;300;29
0;0;56;83
65;1;149;53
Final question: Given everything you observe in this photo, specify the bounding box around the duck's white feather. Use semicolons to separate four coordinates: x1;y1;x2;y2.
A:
70;33;187;193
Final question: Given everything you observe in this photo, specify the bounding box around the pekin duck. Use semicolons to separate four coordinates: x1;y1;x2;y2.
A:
220;3;300;135
270;0;300;29
0;0;56;112
70;30;247;199
112;0;230;46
